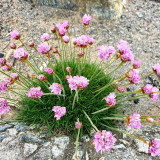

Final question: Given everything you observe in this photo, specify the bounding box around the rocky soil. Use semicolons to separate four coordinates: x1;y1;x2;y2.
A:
0;0;160;159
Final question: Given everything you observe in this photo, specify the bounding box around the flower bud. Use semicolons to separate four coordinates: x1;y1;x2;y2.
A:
65;75;70;80
66;67;72;73
133;61;141;69
117;86;126;93
78;51;84;58
116;52;121;59
11;73;19;80
0;58;6;66
53;48;58;54
125;69;133;78
38;74;47;81
51;27;56;33
3;62;12;71
146;116;154;122
62;36;69;43
75;122;82;129
10;42;16;49
29;42;34;47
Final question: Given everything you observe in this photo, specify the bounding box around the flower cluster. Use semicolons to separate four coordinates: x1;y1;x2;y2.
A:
117;40;134;62
128;112;141;129
0;98;10;115
10;30;20;39
3;62;12;71
152;63;160;74
67;75;89;90
0;58;6;66
26;87;43;98
41;33;50;41
14;48;28;61
75;122;82;129
93;130;117;153
52;106;66;120
44;67;54;74
56;21;69;36
49;83;62;95
74;35;94;48
129;69;140;84
105;93;116;107
37;42;51;54
82;14;92;25
148;139;160;157
97;46;115;60
0;81;8;93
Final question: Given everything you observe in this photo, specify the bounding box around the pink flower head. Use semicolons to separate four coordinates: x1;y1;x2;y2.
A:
44;67;54;74
152;63;160;74
129;69;140;84
10;42;16;49
37;42;51;54
0;81;8;93
105;93;116;107
75;122;82;129
26;87;43;99
150;87;159;101
117;86;126;93
49;83;62;95
148;139;160;157
121;51;134;62
38;74;46;81
5;77;14;85
63;21;69;29
76;35;88;48
78;51;85;58
97;45;115;60
133;61;141;69
66;67;72;73
14;48;28;61
11;73;19;80
0;58;6;66
10;30;20;39
0;98;10;115
142;84;153;94
82;14;92;25
129;112;141;129
3;62;12;71
117;40;130;54
67;76;89;90
62;36;69;43
52;106;66;120
72;38;77;45
58;26;67;36
93;130;117;153
41;33;50;41
87;35;94;45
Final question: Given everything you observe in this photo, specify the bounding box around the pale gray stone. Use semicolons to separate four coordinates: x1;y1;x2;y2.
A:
135;139;148;153
72;150;83;160
113;144;126;152
2;137;15;145
53;136;69;149
7;128;18;136
52;145;64;158
24;143;38;157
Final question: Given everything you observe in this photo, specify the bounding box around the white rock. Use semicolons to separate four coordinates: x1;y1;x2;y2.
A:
24;143;38;157
7;128;18;136
72;150;83;160
86;151;89;160
52;145;64;158
119;139;131;147
135;139;148;153
113;144;126;151
2;137;15;145
53;136;69;149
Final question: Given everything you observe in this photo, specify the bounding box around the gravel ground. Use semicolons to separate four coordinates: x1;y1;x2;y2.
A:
0;0;160;159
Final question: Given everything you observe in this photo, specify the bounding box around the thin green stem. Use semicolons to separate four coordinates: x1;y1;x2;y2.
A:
75;129;80;160
83;110;99;132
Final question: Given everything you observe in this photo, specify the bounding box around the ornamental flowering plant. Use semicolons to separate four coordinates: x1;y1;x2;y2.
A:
0;14;160;157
